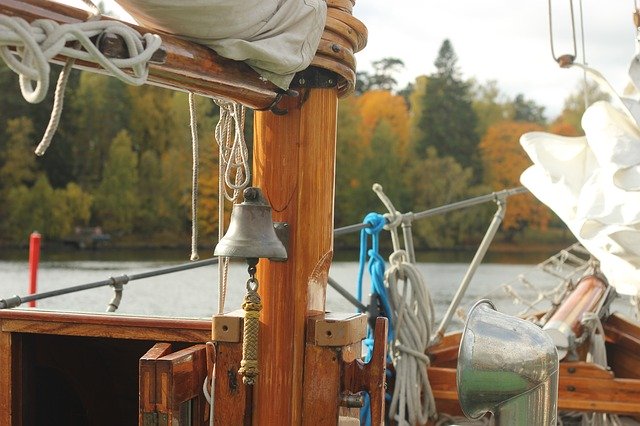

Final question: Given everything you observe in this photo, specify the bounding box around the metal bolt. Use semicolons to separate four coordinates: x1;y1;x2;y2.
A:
331;44;341;53
243;187;259;201
567;385;576;392
340;393;365;408
568;367;576;374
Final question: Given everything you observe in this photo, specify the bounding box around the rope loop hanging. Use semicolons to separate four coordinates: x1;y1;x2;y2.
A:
214;99;250;202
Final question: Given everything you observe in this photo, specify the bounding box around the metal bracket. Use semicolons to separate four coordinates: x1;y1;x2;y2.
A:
273;222;290;262
291;67;339;89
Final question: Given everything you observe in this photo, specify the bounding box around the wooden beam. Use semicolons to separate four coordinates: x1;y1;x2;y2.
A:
253;87;338;424
0;310;210;342
0;0;281;109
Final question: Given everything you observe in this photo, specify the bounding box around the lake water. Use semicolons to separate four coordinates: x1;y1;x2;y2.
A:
0;249;637;327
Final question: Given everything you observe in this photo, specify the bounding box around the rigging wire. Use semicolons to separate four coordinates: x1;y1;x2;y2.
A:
547;0;577;66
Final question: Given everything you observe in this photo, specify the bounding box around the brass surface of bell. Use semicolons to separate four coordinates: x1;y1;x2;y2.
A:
214;187;287;260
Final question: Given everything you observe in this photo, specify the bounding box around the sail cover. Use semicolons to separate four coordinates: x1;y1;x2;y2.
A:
520;59;640;296
114;0;327;89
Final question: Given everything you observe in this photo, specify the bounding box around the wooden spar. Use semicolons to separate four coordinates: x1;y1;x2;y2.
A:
0;0;281;110
253;88;338;424
248;2;365;423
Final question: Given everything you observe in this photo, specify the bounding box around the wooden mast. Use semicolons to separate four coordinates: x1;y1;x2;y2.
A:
252;1;366;424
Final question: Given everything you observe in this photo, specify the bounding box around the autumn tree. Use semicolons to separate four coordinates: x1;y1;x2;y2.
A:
480;120;550;240
415;40;482;180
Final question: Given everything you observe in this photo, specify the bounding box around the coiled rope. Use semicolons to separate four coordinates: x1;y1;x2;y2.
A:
371;184;437;424
386;250;436;425
0;13;161;155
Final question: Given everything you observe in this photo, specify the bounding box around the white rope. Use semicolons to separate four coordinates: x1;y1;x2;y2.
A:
202;341;216;426
213;99;250;314
0;14;161;154
385;250;437;425
214;99;250;201
188;92;200;261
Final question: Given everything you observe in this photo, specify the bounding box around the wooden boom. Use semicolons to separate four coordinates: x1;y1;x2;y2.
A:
0;0;281;110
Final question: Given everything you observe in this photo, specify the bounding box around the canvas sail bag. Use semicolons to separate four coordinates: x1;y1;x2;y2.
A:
114;0;327;89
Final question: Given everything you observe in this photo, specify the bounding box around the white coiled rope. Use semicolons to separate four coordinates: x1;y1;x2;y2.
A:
385;250;437;425
0;14;161;155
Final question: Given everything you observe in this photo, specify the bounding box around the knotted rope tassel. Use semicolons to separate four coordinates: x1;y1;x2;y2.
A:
239;276;262;385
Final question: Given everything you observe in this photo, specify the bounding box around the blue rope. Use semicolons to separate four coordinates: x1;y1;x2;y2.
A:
356;213;394;425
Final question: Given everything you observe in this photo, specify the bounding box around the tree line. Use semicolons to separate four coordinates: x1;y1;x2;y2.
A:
0;39;605;249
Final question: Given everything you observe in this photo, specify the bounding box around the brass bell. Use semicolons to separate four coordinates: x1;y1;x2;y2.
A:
214;187;287;261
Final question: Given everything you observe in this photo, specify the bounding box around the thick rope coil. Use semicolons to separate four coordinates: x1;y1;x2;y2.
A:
0;14;161;155
386;250;437;425
239;278;262;385
0;16;161;102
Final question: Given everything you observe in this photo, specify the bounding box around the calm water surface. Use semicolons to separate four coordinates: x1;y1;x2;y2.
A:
0;248;636;326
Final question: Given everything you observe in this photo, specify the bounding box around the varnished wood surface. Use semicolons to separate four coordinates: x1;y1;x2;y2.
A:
0;309;211;342
427;313;640;416
139;342;173;424
301;345;340;425
0;329;21;426
253;88;338;424
213;341;246;426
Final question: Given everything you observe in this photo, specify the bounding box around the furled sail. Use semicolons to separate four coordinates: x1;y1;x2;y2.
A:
113;0;327;89
520;57;640;296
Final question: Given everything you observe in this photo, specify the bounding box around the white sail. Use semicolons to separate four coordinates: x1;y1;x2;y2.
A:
520;57;640;296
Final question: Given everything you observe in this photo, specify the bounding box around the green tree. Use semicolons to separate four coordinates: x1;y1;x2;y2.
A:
0;117;37;189
470;79;511;138
94;130;139;234
68;73;130;187
510;94;546;124
554;80;610;133
335;97;368;230
416;40;482;180
407;147;489;247
356;57;405;94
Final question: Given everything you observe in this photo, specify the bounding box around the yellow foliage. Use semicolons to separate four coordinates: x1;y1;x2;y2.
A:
480;120;550;231
357;90;410;156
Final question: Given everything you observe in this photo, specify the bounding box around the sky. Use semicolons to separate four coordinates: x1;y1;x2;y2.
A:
68;0;637;119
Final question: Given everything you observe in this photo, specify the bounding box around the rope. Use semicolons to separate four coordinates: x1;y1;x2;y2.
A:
355;212;392;426
239;277;262;385
0;14;161;155
214;99;250;202
188;92;200;261
386;250;436;425
213;98;250;315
